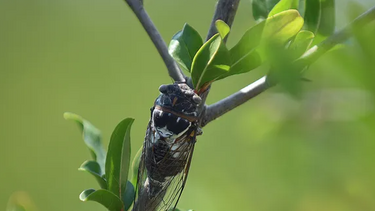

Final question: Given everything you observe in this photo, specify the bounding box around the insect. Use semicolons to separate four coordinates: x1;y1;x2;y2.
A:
133;82;203;211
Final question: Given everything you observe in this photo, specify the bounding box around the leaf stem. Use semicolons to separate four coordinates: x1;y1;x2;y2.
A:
125;0;185;82
201;5;375;127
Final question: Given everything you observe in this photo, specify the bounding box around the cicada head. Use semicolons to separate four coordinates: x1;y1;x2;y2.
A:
152;82;201;138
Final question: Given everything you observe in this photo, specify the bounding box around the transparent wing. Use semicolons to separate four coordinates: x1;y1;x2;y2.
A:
134;121;196;211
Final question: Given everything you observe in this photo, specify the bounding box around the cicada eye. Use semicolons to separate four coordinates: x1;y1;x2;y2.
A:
153;109;168;128
167;117;191;136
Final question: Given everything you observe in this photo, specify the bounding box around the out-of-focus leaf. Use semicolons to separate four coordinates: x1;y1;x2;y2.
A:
252;0;281;20
304;0;321;34
79;189;123;211
305;0;335;36
122;181;135;211
78;160;107;189
64;112;106;175
215;20;230;39
6;192;37;211
217;21;266;79
266;46;304;98
268;0;299;17
318;0;335;36
105;118;134;198
131;147;142;187
288;30;314;60
191;34;231;90
169;24;203;72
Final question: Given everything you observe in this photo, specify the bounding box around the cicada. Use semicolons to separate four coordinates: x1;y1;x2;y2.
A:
133;82;203;211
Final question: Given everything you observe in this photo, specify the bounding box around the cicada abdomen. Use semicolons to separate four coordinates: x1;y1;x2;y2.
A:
133;82;202;211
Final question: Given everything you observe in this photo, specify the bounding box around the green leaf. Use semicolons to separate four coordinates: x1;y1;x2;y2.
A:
304;0;335;36
262;9;304;45
304;0;321;34
105;118;134;199
256;9;304;63
215;20;230;39
252;0;281;21
8;205;26;211
122;181;135;211
6;192;36;211
266;45;304;98
288;30;314;60
78;160;107;189
268;0;299;17
218;20;266;79
131;147;142;187
318;0;335;36
64;112;106;175
79;189;124;211
191;34;231;90
169;24;203;72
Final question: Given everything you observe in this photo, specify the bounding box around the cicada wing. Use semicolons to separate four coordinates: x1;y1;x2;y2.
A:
133;121;152;211
159;143;195;211
134;125;196;211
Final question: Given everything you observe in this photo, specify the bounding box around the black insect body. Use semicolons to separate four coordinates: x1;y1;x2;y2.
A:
133;82;202;211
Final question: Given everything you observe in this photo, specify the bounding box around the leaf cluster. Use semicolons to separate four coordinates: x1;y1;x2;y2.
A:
169;0;335;96
64;112;135;211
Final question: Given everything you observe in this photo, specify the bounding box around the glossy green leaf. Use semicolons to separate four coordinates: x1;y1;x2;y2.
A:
169;24;203;72
252;0;281;20
191;34;231;90
64;112;106;175
79;189;124;211
131;147;142;187
219;20;265;79
78;160;107;189
268;0;298;17
263;9;304;45
105;118;134;198
122;181;135;211
257;9;304;63
215;20;230;39
288;30;314;60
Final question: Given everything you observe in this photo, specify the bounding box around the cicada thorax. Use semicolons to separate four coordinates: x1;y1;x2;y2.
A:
144;82;202;198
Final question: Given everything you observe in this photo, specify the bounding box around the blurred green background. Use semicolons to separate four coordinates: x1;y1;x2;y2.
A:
1;0;375;210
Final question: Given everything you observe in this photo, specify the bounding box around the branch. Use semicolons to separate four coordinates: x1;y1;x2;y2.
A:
206;0;241;41
197;0;241;123
125;0;185;82
201;5;375;127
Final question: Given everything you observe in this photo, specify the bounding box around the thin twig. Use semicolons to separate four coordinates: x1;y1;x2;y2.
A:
198;0;241;124
125;0;185;82
201;5;375;127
